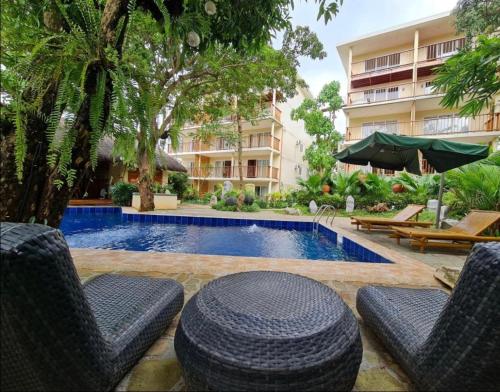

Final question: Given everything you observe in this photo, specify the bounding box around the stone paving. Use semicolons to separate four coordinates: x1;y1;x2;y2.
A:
71;204;470;391
78;271;414;392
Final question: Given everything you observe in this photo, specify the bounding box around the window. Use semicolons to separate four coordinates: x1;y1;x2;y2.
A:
363;89;374;103
426;38;465;60
364;53;401;72
216;138;231;150
423;81;434;95
362;121;399;137
423;114;470;135
255;186;268;198
363;87;399;103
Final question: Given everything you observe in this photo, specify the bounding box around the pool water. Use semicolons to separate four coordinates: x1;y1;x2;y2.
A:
61;214;356;261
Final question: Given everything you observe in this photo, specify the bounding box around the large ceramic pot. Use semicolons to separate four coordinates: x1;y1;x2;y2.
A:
392;183;405;193
322;184;331;194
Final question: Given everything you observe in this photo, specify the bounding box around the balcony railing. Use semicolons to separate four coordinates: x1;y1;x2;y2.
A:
168;135;280;153
350;38;465;80
183;103;282;128
346;79;444;106
351;49;414;78
417;38;465;64
188;166;279;180
344;114;497;141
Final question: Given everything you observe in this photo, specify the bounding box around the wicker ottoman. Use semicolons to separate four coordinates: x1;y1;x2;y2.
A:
174;271;362;391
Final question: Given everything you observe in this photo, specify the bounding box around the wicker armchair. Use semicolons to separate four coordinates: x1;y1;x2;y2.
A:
1;223;184;391
357;242;500;391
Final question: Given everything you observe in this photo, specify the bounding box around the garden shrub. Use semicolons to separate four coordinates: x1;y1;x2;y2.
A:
214;184;223;199
152;183;169;193
256;199;268;209
111;182;138;206
212;200;237;211
243;193;254;205
184;187;199;200
241;203;260;212
316;193;344;208
167;172;189;199
202;192;213;203
225;196;238;206
444;157;500;216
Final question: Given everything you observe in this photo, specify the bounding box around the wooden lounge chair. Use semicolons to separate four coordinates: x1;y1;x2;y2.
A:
351;204;432;231
391;210;500;252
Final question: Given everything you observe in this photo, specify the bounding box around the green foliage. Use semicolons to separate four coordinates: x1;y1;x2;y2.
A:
183;187;200;201
224;196;238;206
167;172;189;198
244;193;255;206
152;183;169;194
362;173;391;200
444;155;500;215
256;199;269;209
330;171;362;197
212;199;260;212
391;172;441;199
241;203;261;212
297;174;324;195
432;36;500;116
291;81;342;173
2;0;342;188
111;182;138;206
454;0;500;41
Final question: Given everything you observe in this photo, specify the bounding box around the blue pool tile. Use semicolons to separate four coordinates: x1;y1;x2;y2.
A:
145;215;152;223
152;215;158;223
139;215;146;222
180;216;188;225
187;216;194;225
132;214;139;222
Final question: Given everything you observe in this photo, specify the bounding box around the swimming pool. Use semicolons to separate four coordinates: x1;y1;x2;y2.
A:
61;207;392;263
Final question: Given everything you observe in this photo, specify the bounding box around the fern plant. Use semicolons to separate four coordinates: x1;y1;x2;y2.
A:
3;0;133;185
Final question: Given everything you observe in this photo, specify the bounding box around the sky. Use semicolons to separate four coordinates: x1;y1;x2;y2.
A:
275;0;458;133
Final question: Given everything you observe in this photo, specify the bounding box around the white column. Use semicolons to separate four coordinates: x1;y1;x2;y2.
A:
411;29;419;136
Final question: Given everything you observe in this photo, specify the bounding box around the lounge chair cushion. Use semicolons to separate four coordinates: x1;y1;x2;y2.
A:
356;286;448;379
84;274;184;378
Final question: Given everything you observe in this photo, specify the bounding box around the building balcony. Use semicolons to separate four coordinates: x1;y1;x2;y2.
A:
346;79;443;107
168;134;281;154
188;165;279;180
416;38;465;77
351;49;414;88
183;104;282;129
344;114;499;142
350;38;465;88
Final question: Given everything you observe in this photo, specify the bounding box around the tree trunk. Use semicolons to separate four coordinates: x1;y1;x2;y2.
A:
237;116;244;189
137;146;155;211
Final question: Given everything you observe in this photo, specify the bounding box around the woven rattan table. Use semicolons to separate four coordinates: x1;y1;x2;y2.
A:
174;271;362;391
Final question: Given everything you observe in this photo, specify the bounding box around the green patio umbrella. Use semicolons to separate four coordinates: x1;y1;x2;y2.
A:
334;132;489;227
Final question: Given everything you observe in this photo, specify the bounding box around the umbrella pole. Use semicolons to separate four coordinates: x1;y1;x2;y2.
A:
435;172;445;228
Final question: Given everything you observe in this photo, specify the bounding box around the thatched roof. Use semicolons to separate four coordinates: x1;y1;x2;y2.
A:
98;137;187;173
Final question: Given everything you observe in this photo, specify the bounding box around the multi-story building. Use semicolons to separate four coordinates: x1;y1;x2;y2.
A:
336;11;500;174
167;87;314;197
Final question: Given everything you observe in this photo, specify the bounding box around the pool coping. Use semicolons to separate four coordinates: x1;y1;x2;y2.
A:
65;206;439;287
